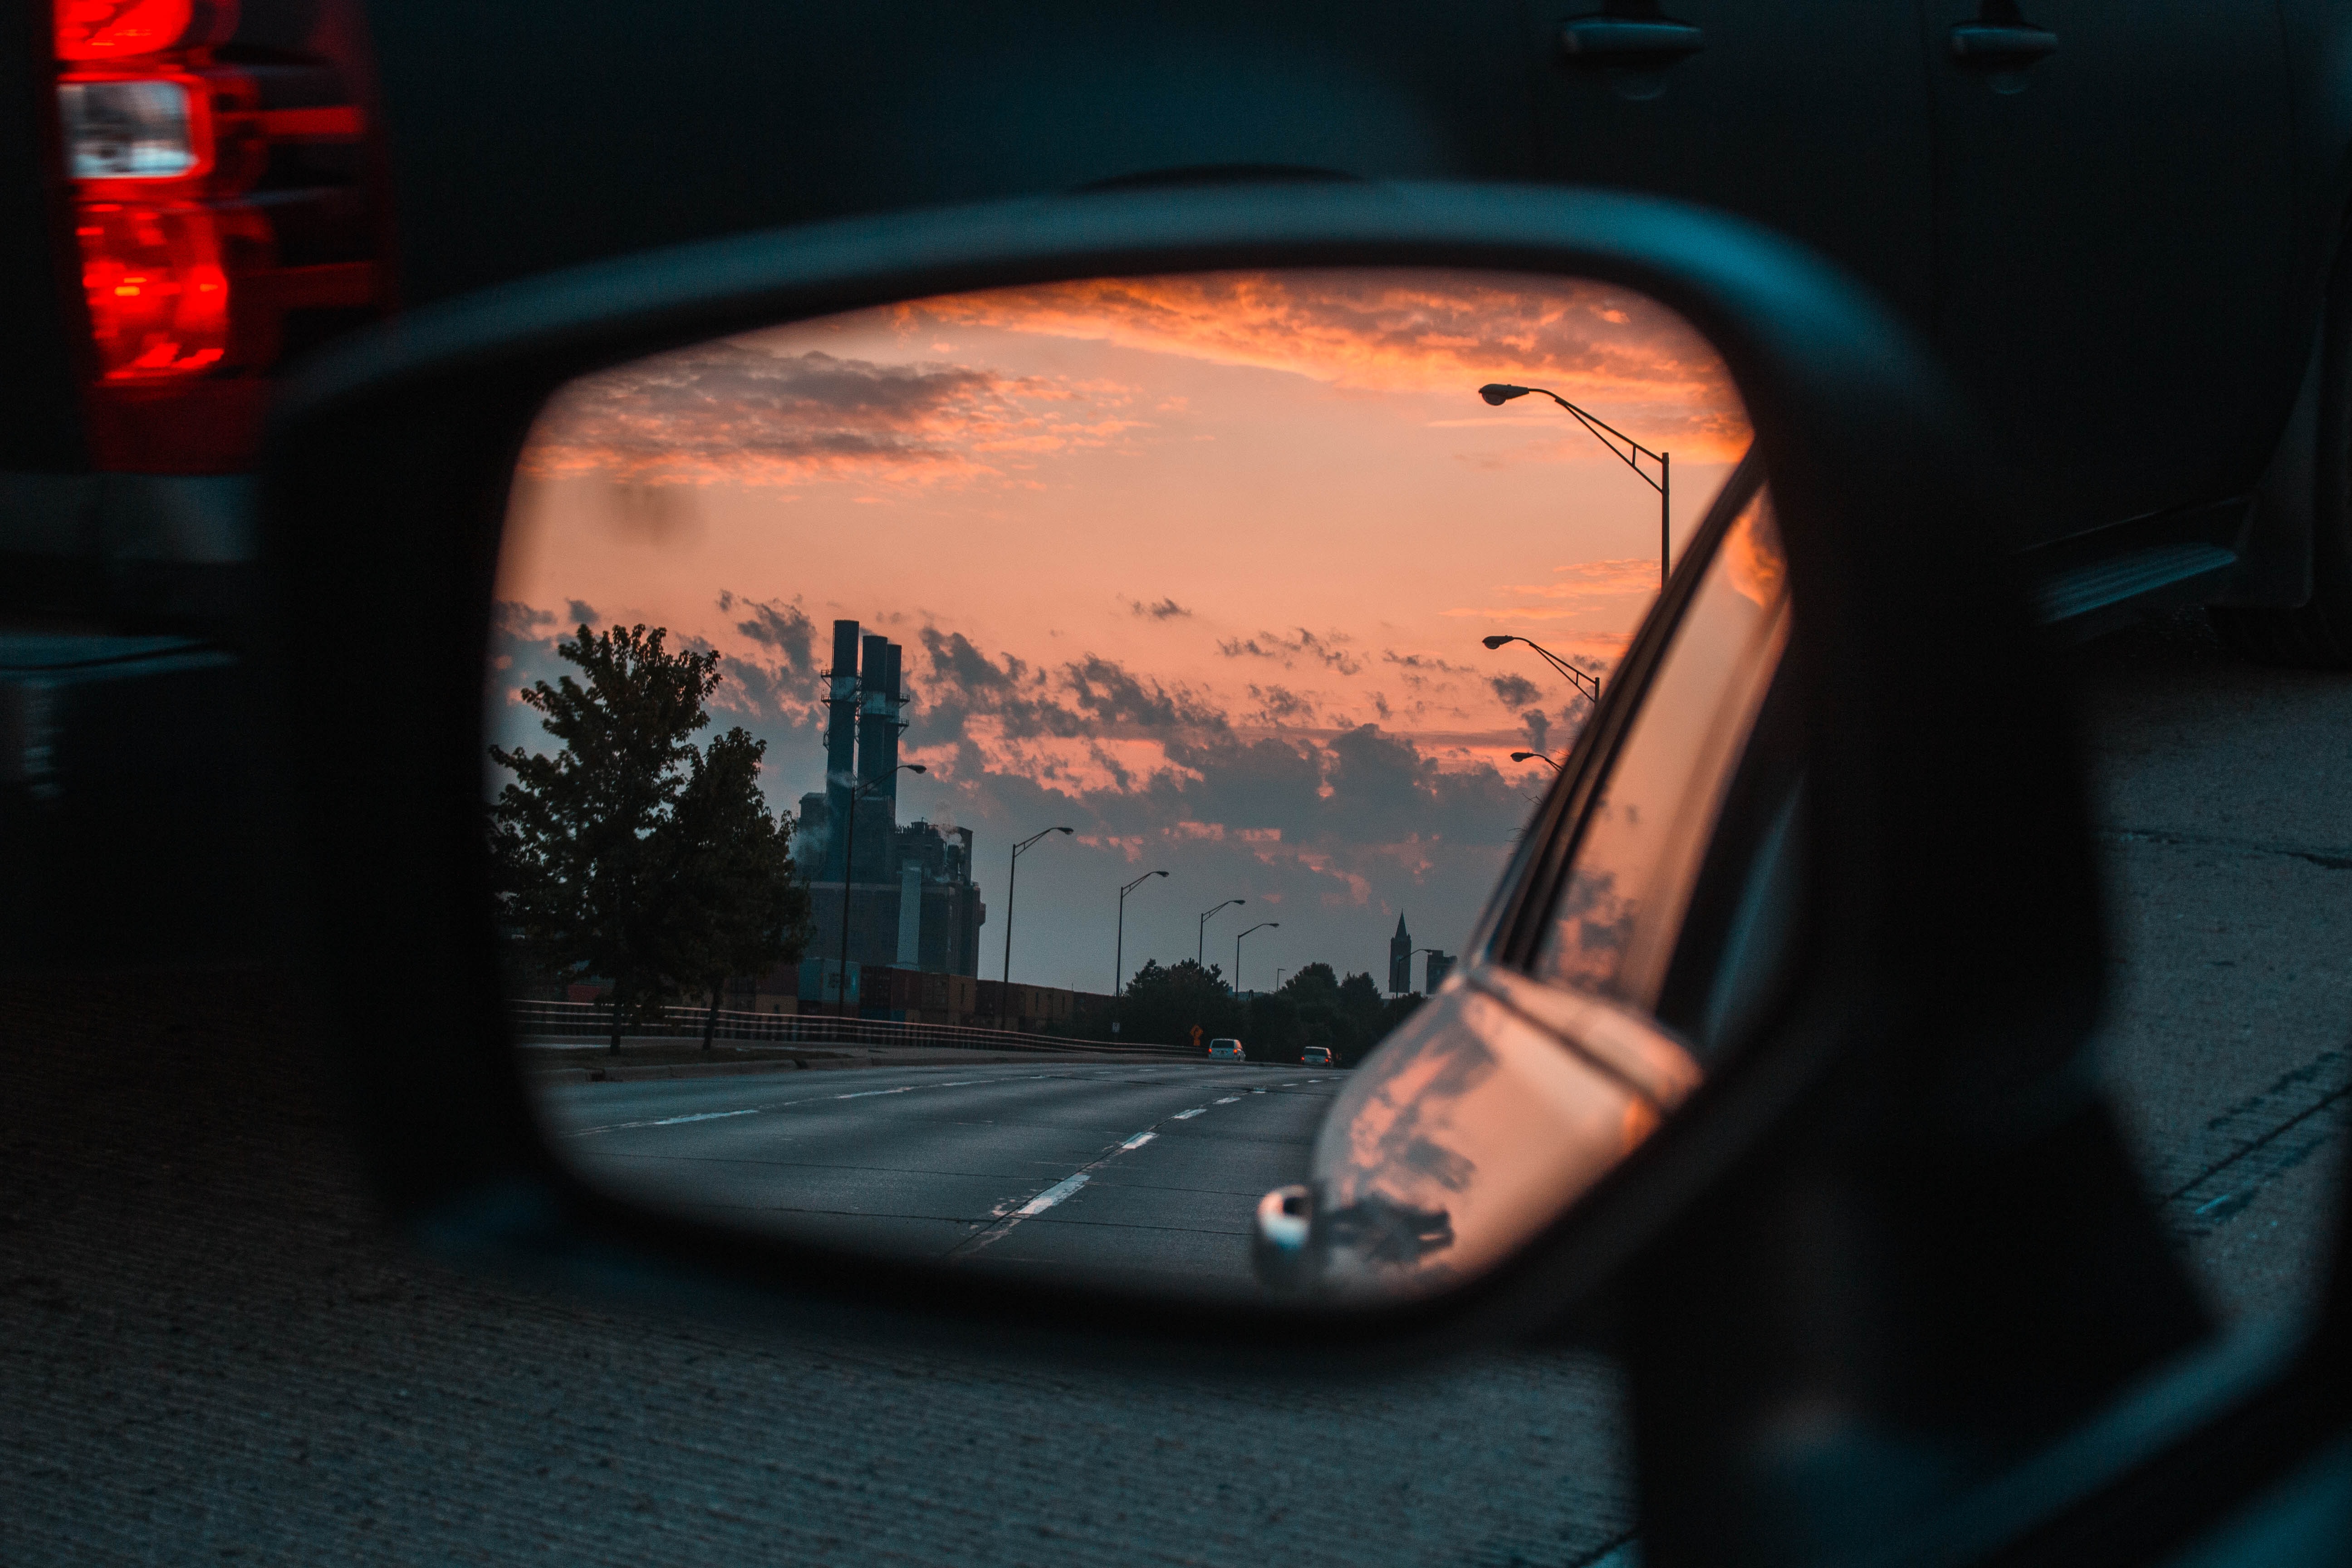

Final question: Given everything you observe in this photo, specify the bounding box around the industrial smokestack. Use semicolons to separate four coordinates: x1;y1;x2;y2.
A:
823;620;860;881
855;633;892;883
877;641;904;787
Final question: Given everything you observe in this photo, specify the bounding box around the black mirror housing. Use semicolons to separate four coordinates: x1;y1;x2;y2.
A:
263;181;2127;1362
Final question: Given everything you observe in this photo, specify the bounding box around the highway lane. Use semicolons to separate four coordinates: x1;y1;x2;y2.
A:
536;1061;1343;1295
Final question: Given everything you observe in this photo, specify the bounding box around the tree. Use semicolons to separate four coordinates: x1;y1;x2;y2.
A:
488;623;806;1050
670;726;814;1048
1118;957;1240;1049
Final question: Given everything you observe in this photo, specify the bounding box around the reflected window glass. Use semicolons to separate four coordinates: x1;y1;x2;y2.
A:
1535;489;1789;1009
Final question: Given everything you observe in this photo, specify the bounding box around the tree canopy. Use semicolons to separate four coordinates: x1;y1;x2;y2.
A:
488;623;811;1046
1109;953;1420;1065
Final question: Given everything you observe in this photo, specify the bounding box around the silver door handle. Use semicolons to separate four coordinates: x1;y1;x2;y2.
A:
1560;17;1706;60
1949;23;2059;64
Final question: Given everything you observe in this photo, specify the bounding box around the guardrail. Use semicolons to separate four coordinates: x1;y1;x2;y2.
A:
510;999;1183;1056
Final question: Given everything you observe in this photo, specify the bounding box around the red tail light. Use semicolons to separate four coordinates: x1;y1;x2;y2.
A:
49;0;389;473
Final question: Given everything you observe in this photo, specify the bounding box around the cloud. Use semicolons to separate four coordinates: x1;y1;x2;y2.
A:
492;600;555;638
1218;627;1363;676
886;625;1530;916
519;343;1141;486
1488;673;1542;709
1129;597;1193;620
1521;709;1552;755
724;592;819;678
909;272;1747;452
565;598;599;627
1249;684;1318;726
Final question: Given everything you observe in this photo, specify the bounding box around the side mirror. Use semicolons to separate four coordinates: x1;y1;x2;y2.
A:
267;182;2110;1354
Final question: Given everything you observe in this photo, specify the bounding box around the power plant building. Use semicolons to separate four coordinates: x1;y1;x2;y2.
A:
797;620;985;977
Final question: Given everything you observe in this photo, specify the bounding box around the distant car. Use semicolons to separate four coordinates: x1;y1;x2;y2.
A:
1301;1047;1334;1067
1208;1039;1246;1061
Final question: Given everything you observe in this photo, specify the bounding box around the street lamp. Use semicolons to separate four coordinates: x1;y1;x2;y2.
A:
1003;825;1075;985
1411;945;1443;995
836;762;926;1019
1115;869;1170;1001
1198;898;1244;969
1478;382;1671;591
1236;921;1279;997
1511;750;1561;770
1484;633;1602;706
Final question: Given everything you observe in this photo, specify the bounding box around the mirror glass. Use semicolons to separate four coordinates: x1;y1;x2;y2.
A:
487;266;1767;1303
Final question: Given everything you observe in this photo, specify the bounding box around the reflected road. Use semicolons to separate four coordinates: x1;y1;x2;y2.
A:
538;1062;1341;1293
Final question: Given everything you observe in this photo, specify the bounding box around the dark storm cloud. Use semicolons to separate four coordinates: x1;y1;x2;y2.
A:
723;592;819;678
1248;684;1318;725
1521;709;1552;755
888;627;1529;918
1217;627;1362;676
1129;597;1192;620
565;599;599;628
522;344;1065;481
491;600;556;638
1488;673;1542;709
912;629;1227;745
1381;649;1479;688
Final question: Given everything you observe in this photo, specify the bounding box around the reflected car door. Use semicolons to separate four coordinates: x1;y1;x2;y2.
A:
1924;0;2299;544
1525;0;1938;326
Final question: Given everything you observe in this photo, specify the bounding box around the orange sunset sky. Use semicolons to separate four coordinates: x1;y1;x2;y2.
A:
492;269;1750;995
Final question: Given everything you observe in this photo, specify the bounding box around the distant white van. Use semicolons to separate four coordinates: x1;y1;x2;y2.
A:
1208;1038;1247;1060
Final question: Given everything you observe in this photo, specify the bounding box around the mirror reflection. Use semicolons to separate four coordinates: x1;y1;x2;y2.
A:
487;267;1763;1302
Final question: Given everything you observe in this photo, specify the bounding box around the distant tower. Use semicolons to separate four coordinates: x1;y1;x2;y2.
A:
1389;913;1412;995
1424;951;1455;993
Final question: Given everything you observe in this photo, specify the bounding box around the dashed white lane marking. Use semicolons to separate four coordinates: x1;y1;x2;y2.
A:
565;1107;764;1135
1018;1172;1090;1215
834;1086;916;1100
1172;1107;1207;1119
1214;1097;1240;1105
954;1112;1185;1258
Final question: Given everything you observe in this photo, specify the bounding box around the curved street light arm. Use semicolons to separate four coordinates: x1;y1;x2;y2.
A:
1487;634;1604;705
1003;825;1074;985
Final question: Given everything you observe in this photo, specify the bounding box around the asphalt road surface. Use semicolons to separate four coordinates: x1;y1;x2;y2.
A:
5;612;2349;1567
537;1063;1338;1295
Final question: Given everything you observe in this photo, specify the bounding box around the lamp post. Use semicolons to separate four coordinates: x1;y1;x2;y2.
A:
1198;898;1244;970
836;762;926;1019
1484;633;1603;706
1478;382;1671;591
1511;750;1562;770
1236;921;1278;997
1002;825;1074;986
1115;868;1170;1003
